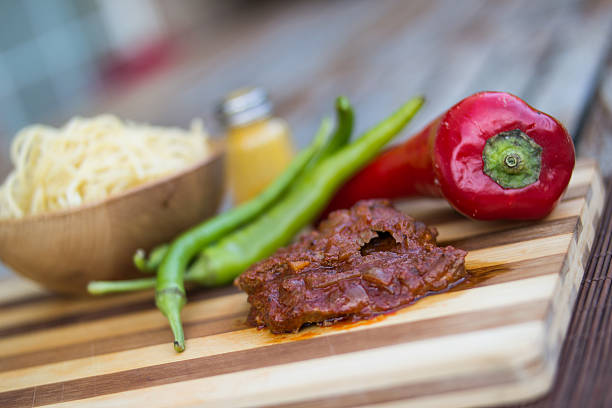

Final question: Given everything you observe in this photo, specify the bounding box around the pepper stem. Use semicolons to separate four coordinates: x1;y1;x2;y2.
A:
503;153;521;172
88;277;156;294
156;288;187;352
482;129;542;189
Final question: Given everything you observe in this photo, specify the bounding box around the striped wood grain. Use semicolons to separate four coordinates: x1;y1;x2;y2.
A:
0;160;604;408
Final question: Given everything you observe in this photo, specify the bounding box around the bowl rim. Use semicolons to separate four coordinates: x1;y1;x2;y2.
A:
0;140;225;226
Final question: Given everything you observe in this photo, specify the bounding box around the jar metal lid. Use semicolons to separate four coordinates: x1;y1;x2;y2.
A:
217;87;273;127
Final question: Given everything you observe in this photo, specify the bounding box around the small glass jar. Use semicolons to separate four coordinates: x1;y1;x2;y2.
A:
217;87;293;204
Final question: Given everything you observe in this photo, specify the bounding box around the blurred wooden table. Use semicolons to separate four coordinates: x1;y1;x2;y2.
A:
94;0;611;152
27;0;612;406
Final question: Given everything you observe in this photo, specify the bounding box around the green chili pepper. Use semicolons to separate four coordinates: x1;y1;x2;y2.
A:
157;97;354;352
165;96;423;351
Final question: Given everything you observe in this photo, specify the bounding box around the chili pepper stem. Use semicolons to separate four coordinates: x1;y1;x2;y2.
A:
88;274;202;295
156;289;186;352
87;278;157;294
482;129;543;189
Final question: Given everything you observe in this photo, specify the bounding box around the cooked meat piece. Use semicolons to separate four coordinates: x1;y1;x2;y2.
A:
235;199;467;333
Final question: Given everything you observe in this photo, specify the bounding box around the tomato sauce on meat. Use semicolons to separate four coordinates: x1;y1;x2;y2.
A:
235;200;467;333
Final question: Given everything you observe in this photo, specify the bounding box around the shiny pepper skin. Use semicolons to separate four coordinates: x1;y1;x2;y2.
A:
323;92;576;220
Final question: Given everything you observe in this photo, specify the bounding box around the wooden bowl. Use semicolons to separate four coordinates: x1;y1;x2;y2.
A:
0;144;225;295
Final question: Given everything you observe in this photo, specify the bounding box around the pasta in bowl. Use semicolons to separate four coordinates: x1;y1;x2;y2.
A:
0;116;225;294
0;115;213;218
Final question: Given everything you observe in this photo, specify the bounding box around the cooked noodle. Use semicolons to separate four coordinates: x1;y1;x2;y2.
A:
0;115;211;218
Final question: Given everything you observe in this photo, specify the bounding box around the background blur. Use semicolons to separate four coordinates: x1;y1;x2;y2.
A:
0;0;611;176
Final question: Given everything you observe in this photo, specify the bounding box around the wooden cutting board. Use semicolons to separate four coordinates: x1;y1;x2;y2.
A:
0;159;605;408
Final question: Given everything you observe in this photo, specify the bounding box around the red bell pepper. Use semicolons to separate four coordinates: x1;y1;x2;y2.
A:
324;91;575;220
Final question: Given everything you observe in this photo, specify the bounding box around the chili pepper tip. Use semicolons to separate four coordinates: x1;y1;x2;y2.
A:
157;290;186;352
336;96;350;110
133;249;147;272
174;340;185;353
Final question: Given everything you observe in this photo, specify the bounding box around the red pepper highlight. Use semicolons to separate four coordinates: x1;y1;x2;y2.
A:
324;92;575;220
